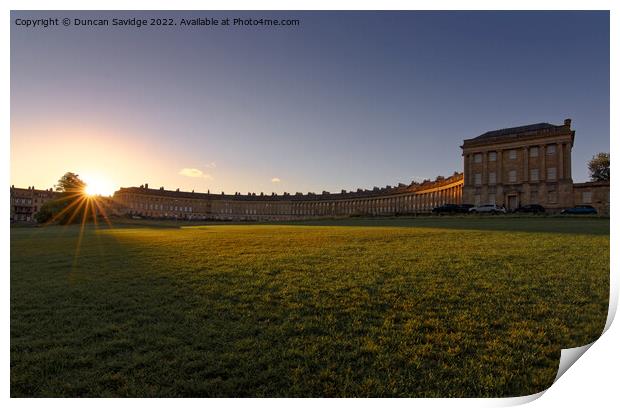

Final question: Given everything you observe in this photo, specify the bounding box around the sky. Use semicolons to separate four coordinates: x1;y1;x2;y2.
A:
11;11;610;196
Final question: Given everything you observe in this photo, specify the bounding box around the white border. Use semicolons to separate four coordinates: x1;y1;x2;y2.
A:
3;1;617;406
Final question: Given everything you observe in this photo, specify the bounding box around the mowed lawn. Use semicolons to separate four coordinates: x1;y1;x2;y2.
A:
10;217;609;397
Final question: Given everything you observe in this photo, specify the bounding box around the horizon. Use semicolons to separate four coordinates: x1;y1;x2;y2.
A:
11;11;610;196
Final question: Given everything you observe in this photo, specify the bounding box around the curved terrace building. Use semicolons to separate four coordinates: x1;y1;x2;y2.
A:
11;119;609;222
113;174;465;221
109;118;609;221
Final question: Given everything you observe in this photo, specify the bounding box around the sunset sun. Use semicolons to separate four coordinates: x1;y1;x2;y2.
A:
82;174;115;197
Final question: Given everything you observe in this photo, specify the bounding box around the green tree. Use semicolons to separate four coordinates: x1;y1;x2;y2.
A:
55;172;86;195
36;172;88;224
588;153;610;181
34;199;66;224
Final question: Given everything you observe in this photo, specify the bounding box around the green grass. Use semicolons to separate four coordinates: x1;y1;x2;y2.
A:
10;217;609;397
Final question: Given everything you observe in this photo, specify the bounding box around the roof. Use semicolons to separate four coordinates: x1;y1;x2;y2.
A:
473;122;557;140
115;173;465;202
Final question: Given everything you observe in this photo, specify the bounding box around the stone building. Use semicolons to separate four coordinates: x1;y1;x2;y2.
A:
110;118;608;220
461;118;609;213
573;180;610;215
463;119;571;210
113;175;464;221
11;118;610;222
10;186;58;222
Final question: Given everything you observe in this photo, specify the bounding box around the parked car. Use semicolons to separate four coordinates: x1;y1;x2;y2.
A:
469;204;507;214
432;204;474;214
513;204;546;214
432;204;461;214
561;205;597;215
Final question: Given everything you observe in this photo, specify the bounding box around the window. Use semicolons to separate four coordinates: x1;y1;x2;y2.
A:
474;153;482;163
548;189;558;204
530;147;539;157
547;145;556;155
509;150;517;160
530;190;539;204
488;194;496;205
488;172;496;185
530;168;539;182
474;173;482;185
488;151;497;161
508;170;517;183
582;191;592;204
474;194;481;206
547;167;557;181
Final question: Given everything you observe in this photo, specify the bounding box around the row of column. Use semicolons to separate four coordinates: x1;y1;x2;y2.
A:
465;142;571;186
124;182;465;219
288;183;463;216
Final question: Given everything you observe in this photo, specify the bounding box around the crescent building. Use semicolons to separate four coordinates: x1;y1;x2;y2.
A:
10;119;610;222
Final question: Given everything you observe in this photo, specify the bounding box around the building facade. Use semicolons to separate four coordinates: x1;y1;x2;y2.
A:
113;175;464;221
111;119;609;220
461;119;577;211
10;186;58;222
11;118;610;222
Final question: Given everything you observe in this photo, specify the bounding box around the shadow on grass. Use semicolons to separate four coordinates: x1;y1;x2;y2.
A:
13;215;610;237
264;215;610;236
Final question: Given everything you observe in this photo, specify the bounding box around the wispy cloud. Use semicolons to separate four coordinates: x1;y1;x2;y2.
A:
204;162;217;169
179;168;213;179
271;177;281;183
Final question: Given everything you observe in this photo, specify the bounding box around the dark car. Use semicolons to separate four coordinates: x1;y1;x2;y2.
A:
561;205;598;215
513;204;546;214
432;204;461;214
432;204;474;214
457;204;475;213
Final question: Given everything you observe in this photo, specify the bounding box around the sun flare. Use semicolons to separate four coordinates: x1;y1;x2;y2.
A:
82;174;115;197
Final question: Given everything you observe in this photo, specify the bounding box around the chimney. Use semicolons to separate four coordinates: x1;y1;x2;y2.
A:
564;118;572;127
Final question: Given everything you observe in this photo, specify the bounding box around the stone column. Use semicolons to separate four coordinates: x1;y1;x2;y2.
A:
558;143;564;180
482;151;488;185
523;147;529;182
469;154;474;186
495;150;504;184
565;143;572;180
540;145;546;181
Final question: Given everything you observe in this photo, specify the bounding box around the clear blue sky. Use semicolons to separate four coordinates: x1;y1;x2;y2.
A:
11;11;609;195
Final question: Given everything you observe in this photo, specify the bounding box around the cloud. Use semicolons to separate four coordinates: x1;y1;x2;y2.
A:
271;177;281;183
179;168;213;179
205;162;217;169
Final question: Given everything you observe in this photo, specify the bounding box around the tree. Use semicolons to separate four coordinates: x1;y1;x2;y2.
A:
55;172;86;195
35;199;66;224
588;153;610;181
36;172;88;224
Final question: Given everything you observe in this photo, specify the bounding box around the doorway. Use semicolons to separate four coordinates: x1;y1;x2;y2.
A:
508;195;518;210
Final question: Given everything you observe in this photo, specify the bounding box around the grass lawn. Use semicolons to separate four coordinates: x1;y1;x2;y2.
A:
10;217;609;397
